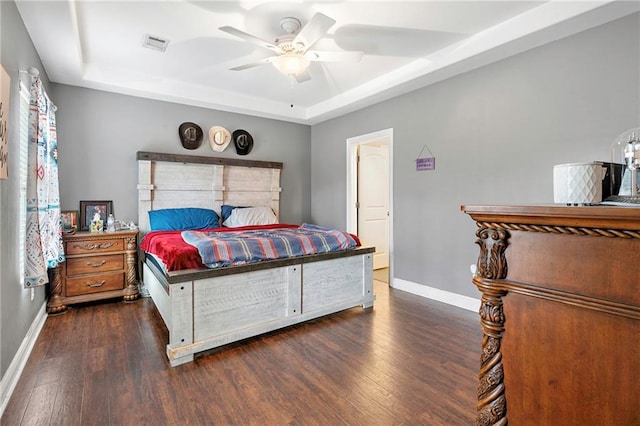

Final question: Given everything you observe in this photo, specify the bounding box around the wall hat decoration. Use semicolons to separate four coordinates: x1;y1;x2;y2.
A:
178;122;203;150
209;126;231;152
233;129;253;156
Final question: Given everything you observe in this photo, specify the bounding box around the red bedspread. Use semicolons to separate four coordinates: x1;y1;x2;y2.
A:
140;224;299;271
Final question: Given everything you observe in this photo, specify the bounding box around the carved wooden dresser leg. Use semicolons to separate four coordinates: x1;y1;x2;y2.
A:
47;264;67;313
123;235;139;301
473;227;510;426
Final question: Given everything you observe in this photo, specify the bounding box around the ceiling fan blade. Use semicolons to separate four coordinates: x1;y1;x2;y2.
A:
294;69;311;83
306;50;363;62
292;13;336;52
229;57;277;71
219;26;281;54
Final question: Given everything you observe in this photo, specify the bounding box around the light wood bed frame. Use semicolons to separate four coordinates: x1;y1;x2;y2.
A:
137;151;375;366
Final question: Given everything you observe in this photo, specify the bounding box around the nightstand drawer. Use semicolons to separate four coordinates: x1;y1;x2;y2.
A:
66;254;123;275
66;272;125;296
66;238;124;255
47;230;139;313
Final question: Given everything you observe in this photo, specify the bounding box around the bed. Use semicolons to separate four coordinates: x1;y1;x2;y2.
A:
137;151;375;366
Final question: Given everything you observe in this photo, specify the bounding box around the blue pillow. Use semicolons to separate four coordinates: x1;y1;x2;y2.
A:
221;205;246;222
149;208;219;231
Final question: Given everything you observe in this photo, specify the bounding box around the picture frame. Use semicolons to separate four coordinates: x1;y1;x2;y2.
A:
79;200;113;231
60;210;78;233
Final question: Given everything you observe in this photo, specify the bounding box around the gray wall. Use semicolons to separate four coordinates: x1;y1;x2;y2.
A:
1;0;311;382
0;0;52;376
311;13;640;299
51;85;312;225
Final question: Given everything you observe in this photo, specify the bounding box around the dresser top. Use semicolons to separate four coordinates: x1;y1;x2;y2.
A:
63;230;138;241
461;204;640;230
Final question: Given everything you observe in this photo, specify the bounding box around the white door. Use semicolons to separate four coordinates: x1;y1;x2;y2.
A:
358;144;389;270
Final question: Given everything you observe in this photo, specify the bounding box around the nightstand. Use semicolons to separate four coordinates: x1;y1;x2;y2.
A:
48;230;139;313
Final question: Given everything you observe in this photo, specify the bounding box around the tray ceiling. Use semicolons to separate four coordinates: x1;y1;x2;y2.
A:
16;1;639;124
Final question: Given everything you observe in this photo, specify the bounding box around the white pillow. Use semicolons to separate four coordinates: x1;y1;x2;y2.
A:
223;206;278;227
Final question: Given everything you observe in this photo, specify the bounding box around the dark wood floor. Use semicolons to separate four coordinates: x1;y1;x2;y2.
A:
2;281;482;425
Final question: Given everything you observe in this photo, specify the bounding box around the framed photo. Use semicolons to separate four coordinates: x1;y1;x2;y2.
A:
60;210;78;233
79;200;113;231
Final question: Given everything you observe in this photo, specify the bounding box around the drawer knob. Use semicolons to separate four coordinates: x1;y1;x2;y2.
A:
86;280;106;288
75;242;116;250
86;260;107;268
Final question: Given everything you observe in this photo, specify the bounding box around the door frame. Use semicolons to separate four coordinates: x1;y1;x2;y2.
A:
346;128;393;284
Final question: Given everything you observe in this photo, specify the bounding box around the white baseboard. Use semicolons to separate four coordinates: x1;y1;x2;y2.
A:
0;302;48;418
392;278;480;312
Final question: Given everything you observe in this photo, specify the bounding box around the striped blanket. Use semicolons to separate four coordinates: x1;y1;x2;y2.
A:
181;223;358;268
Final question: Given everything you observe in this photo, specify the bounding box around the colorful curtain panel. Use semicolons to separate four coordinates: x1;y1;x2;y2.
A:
24;77;64;288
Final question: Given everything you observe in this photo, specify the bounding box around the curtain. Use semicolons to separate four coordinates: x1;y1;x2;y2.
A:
24;76;64;288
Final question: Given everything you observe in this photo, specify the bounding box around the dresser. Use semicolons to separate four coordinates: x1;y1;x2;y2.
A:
48;230;139;313
462;205;639;426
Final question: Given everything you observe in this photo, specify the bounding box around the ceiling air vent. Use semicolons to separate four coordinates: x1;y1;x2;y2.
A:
142;34;170;52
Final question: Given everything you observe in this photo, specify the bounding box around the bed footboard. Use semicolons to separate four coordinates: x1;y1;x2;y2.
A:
143;250;374;366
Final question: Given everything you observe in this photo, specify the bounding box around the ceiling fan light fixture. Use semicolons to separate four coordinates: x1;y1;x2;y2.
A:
272;53;310;77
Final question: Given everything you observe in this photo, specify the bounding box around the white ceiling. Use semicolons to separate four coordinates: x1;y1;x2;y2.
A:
16;1;640;124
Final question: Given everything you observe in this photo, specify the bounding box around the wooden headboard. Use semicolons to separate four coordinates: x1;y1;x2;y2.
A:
137;151;282;233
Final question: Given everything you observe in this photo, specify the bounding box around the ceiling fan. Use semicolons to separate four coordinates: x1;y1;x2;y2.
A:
219;13;363;83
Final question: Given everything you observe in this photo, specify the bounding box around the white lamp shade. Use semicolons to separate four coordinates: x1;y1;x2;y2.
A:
272;53;310;76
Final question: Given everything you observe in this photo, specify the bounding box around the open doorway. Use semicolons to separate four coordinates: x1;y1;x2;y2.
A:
346;129;393;285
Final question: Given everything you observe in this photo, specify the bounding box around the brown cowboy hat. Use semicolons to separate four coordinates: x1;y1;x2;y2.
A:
178;122;203;150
